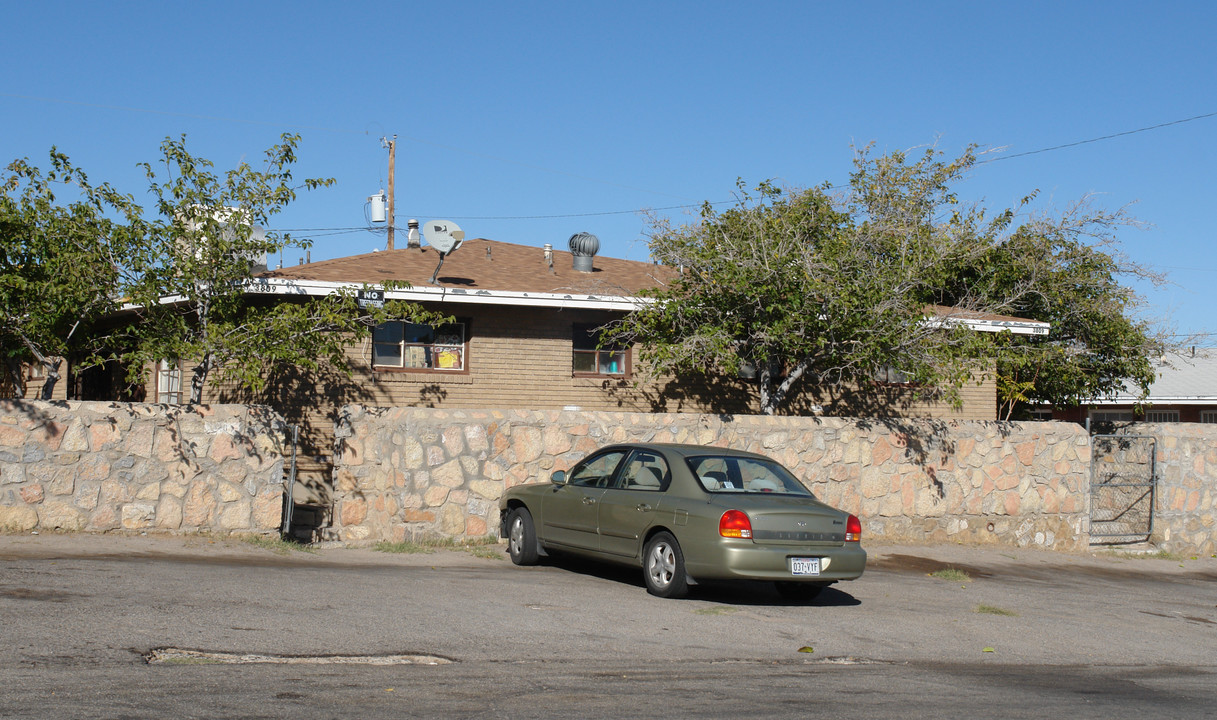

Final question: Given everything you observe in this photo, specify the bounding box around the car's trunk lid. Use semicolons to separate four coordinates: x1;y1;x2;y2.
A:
728;496;847;547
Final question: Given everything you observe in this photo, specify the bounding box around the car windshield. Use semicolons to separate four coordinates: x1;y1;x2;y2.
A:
686;455;814;496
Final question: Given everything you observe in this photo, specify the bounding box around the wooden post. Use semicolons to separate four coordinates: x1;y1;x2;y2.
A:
386;136;396;251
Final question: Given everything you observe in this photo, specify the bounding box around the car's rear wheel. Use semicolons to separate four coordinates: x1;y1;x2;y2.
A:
643;532;688;598
507;507;539;565
774;581;826;603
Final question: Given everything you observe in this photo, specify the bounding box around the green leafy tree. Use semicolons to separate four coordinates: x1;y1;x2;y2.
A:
612;145;1164;416
936;199;1166;419
125;133;442;403
0;152;147;398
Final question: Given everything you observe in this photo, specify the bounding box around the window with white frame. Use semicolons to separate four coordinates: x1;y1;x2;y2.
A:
1201;411;1217;423
157;359;183;405
373;321;467;371
1090;410;1133;422
1144;409;1179;422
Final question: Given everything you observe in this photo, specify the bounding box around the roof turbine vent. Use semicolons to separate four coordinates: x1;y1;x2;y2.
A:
569;231;599;272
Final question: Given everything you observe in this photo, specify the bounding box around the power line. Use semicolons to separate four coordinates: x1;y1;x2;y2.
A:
2;92;693;203
403;201;733;221
980;111;1217;164
278;199;735;228
392;111;1217;220
8;92;1214;221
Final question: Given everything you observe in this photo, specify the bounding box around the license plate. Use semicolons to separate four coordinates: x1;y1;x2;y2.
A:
789;557;821;576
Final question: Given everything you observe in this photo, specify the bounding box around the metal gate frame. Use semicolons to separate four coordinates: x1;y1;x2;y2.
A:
1089;433;1156;544
280;424;299;536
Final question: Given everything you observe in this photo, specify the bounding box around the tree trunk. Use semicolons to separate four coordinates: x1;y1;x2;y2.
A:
36;357;62;400
759;365;776;415
190;353;212;404
761;358;811;416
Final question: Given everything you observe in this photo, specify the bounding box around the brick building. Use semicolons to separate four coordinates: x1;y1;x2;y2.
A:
60;236;1047;525
1051;349;1217;425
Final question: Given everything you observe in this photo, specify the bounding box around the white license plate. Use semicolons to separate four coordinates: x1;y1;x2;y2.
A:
789;557;821;576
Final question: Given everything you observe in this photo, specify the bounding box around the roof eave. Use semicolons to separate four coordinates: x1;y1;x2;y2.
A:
1086;396;1217;406
925;316;1051;336
244;277;648;311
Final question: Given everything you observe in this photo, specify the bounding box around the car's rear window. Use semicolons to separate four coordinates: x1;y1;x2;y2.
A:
686;455;813;496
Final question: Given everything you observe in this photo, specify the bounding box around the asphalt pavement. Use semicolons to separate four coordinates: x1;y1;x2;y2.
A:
1;532;1214;718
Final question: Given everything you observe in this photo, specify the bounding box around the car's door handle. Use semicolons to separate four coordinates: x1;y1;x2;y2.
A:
582;497;596;505
636;503;652;512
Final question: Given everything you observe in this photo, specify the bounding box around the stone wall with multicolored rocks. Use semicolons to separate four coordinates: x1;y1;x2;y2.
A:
7;400;1212;556
0;401;286;535
1108;424;1217;556
329;407;1095;551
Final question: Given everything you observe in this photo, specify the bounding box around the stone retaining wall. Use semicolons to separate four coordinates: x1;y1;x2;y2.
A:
330;407;1092;551
0;400;286;534
6;400;1210;555
1112;424;1217;556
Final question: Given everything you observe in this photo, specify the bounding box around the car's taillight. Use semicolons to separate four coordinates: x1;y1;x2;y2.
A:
719;510;753;539
845;514;862;542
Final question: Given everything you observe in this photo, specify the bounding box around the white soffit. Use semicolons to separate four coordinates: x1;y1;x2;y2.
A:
928;316;1050;336
241;277;646;311
147;279;1053;334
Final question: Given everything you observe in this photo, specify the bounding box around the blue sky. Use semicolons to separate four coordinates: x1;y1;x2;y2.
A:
3;1;1215;338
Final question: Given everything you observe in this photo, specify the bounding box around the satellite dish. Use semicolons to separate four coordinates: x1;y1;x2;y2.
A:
423;220;466;285
423;220;465;254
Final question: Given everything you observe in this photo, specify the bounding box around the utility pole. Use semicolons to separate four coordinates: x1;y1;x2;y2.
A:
385;135;397;250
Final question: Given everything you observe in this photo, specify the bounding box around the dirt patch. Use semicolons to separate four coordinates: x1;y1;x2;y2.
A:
0;588;81;602
867;554;995;579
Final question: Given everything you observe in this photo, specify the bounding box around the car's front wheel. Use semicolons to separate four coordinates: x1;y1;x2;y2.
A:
507;507;539;565
643;532;689;598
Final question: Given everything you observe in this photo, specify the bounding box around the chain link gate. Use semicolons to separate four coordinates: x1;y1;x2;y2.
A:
1089;434;1156;544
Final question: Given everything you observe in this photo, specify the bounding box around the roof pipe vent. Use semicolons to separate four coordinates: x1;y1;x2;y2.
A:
569;232;599;273
406;219;421;249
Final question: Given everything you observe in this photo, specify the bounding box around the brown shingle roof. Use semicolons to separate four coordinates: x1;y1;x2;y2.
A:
925;304;1045;326
258;240;1045;331
262;238;674;296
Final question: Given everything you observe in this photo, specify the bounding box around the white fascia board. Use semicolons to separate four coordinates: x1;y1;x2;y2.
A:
1086;396;1217;405
120;294;188;311
240;277;649;311
924;316;1050;336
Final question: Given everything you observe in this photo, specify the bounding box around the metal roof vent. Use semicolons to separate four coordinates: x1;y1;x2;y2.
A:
569;232;599;272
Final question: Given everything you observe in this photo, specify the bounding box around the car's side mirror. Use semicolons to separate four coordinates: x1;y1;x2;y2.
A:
550;470;567;485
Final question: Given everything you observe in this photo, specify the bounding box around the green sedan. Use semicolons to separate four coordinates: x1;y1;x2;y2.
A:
499;443;865;599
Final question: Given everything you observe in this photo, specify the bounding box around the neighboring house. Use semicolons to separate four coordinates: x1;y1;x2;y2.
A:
1051;349;1217;425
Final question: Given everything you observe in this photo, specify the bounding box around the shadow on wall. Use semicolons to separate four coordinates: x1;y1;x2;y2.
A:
631;372;966;489
218;361;378;536
586;364;974;489
622;368;974;422
416;383;447;408
639;372;759;415
0;398;65;428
